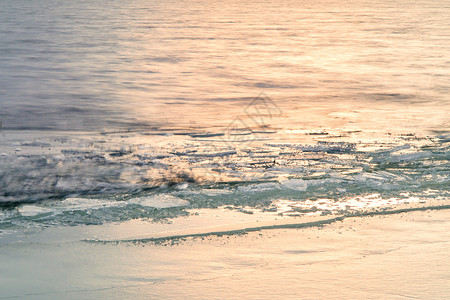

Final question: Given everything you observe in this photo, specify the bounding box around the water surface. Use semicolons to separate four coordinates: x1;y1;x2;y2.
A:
0;0;449;238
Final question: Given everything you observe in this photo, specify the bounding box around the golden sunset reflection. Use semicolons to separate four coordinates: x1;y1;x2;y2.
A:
0;0;449;297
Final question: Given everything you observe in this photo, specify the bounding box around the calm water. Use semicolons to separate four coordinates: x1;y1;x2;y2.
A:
0;0;449;235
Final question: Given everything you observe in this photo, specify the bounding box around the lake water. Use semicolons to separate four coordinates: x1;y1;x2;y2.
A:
0;0;449;241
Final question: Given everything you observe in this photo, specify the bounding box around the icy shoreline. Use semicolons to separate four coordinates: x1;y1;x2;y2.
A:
1;208;449;299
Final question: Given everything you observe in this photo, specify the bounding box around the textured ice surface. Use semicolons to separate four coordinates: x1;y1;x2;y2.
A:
0;130;448;231
129;195;190;209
